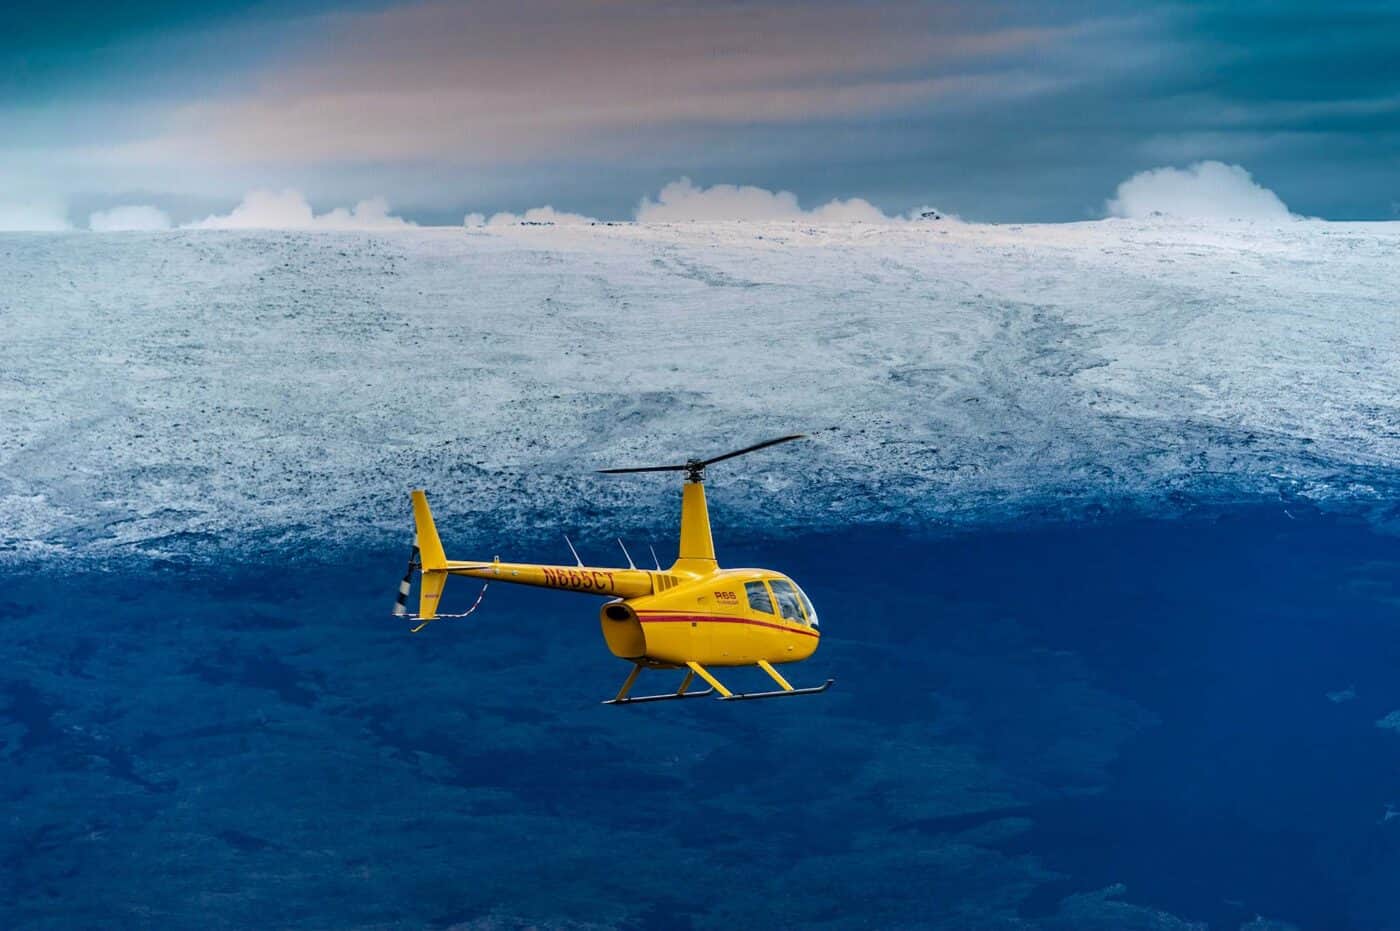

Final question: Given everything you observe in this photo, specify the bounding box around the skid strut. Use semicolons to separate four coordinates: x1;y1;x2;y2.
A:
717;659;836;701
602;660;834;705
601;664;715;705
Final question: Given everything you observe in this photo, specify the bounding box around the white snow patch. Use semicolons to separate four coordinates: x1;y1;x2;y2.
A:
186;190;415;230
1377;710;1400;732
1106;161;1294;221
89;205;172;232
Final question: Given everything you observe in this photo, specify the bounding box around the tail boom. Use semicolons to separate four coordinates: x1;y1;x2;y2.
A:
446;561;653;599
408;490;653;621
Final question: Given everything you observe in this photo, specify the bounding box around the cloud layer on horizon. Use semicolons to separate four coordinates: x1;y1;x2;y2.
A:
89;205;173;231
0;165;1322;231
466;205;600;228
0;202;71;231
469;178;954;227
635;178;893;223
1105;161;1295;221
186;190;415;230
191;166;1298;229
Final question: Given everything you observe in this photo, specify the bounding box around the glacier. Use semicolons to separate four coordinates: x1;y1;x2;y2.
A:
1;218;1397;562
5;219;1400;930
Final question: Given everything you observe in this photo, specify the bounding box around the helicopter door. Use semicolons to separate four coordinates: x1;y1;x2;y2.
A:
745;581;776;616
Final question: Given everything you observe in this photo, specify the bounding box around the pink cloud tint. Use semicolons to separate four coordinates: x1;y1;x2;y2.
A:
130;0;1076;164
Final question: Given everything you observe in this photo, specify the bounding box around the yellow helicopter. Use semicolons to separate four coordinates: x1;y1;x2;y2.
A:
395;434;833;704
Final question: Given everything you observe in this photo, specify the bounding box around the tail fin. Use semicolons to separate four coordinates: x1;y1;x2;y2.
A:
411;490;447;569
411;490;448;619
417;569;448;622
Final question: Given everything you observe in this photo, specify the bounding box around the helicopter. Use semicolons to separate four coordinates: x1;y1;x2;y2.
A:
396;434;833;704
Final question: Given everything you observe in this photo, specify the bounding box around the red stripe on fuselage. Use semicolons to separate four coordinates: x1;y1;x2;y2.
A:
635;612;820;639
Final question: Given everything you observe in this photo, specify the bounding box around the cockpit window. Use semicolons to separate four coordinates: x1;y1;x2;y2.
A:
745;581;775;615
794;585;819;628
768;579;806;625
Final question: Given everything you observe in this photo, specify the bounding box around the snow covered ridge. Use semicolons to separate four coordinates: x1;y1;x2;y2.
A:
1;219;1397;564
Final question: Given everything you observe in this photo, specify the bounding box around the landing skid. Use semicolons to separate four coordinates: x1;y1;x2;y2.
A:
602;665;714;705
602;660;834;705
718;678;835;701
602;687;716;705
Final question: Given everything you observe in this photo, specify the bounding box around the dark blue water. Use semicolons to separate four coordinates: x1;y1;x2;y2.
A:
3;506;1399;929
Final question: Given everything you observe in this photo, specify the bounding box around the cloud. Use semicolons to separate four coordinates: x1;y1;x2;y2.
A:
12;2;1398;223
88;205;172;231
468;180;954;226
807;199;893;223
1105;161;1295;221
484;205;599;227
635;178;894;223
185;190;415;230
0;201;71;231
88;1;1071;167
638;179;798;222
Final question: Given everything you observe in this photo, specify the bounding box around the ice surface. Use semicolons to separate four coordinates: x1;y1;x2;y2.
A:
1;219;1397;562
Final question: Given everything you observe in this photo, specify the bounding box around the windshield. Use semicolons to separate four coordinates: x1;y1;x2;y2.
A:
794;584;819;628
769;578;817;627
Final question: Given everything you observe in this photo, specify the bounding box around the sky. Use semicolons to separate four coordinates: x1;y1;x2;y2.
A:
2;0;1398;225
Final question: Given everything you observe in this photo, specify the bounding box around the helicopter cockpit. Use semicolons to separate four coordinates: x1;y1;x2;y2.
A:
744;577;820;628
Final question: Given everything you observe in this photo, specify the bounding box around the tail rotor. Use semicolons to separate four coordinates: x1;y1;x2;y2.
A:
391;543;421;617
391;491;491;633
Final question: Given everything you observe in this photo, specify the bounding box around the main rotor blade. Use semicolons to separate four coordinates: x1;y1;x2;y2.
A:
699;434;807;467
596;464;690;474
597;434;807;475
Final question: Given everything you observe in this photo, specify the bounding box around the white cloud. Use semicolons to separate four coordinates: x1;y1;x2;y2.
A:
1105;161;1294;221
638;178;801;221
635;177;892;223
88;205;172;231
185;189;415;230
316;196;416;230
470;181;952;227
485;205;598;227
808;198;892;223
0;201;71;231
